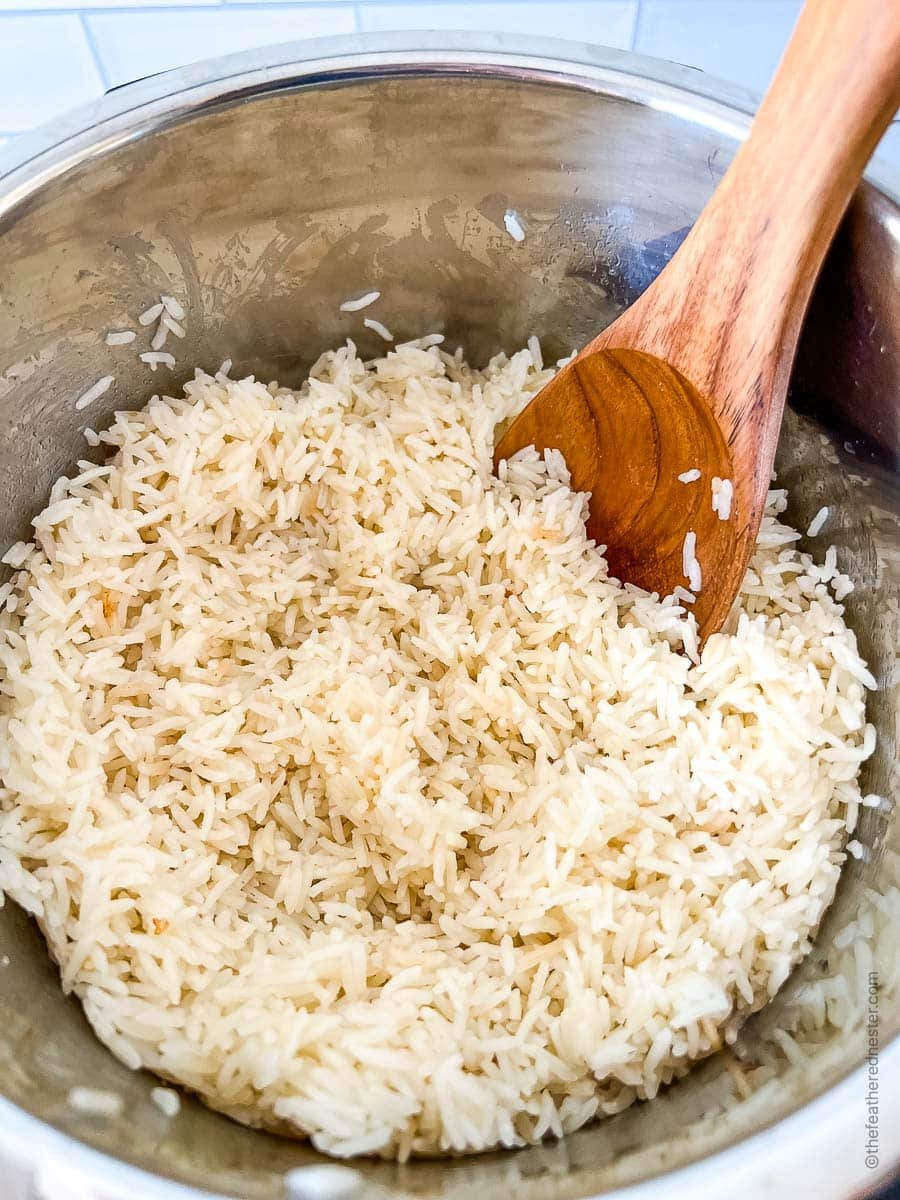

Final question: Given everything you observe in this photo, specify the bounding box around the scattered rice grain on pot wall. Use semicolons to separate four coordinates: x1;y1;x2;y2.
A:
0;337;876;1160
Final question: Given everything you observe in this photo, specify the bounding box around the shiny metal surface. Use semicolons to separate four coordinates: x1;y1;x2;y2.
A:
0;33;897;1200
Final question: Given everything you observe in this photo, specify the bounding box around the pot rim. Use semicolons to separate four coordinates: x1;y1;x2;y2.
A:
2;1041;897;1200
0;30;896;1200
0;31;898;208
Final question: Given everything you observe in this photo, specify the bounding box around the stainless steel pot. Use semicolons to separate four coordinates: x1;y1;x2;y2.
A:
0;33;897;1200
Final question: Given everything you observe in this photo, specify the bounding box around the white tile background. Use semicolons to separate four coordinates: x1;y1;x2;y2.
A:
0;0;898;168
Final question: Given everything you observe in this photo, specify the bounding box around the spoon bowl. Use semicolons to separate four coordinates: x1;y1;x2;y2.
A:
495;0;900;640
495;348;736;632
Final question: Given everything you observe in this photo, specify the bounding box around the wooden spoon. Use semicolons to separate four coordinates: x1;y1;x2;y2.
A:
494;0;900;639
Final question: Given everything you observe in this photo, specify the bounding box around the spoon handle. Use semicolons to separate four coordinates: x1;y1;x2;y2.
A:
590;0;900;501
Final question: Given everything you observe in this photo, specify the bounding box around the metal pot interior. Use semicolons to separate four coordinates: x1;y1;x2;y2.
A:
0;40;897;1200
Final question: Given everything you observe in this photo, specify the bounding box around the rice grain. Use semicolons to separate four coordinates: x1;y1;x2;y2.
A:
807;506;830;537
0;338;875;1162
75;375;114;411
340;291;380;313
363;317;393;342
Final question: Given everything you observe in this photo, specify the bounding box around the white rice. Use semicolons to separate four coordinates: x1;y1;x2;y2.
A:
807;506;830;537
0;339;876;1161
771;847;898;1062
151;1086;181;1117
670;585;696;606
68;1088;124;1118
162;313;186;340
399;334;444;351
140;352;176;371
363;317;393;342
284;1164;362;1200
711;477;734;520
141;295;188;352
75;375;114;412
105;331;136;347
138;302;164;327
340;291;380;313
678;469;701;483
503;210;526;242
161;295;186;321
682;529;702;593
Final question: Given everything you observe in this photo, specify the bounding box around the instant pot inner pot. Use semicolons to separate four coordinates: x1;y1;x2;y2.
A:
0;62;897;1200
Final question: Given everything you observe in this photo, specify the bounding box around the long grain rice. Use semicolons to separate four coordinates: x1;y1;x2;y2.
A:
808;506;830;537
151;1086;181;1117
363;317;393;342
138;302;164;327
75;375;114;411
711;477;733;520
161;295;186;321
340;292;380;313
682;530;702;593
68;1088;124;1118
503;211;526;241
140;352;176;370
0;338;876;1161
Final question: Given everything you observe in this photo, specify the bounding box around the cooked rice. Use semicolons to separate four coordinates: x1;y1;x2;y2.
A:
711;477;734;521
0;339;875;1161
68;1087;124;1118
138;302;164;327
340;292;380;313
105;331;137;347
161;295;186;321
682;530;702;593
503;210;526;242
151;1086;181;1117
140;351;176;370
670;585;696;606
284;1164;362;1200
678;469;701;483
363;317;394;342
140;295;188;354
807;506;830;537
162;313;186;340
75;375;114;412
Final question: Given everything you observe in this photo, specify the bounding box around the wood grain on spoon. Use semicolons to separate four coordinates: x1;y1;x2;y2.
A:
494;0;900;639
